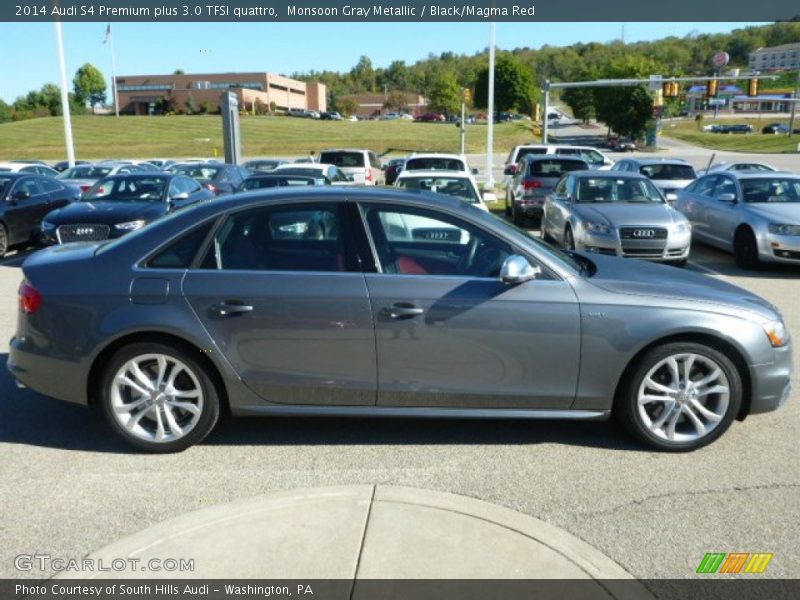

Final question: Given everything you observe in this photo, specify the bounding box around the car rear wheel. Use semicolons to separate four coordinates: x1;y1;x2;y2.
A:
0;223;7;258
734;227;760;270
512;204;526;227
618;342;741;451
100;343;220;453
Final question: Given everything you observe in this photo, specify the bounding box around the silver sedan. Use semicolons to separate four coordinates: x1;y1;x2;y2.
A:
674;172;800;269
542;171;692;265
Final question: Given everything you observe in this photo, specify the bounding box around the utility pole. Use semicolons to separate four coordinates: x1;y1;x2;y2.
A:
485;22;496;189
460;88;470;154
542;81;550;143
54;21;75;168
789;68;799;138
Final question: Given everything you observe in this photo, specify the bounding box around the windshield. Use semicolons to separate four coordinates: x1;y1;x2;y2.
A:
741;178;800;203
397;177;480;203
639;164;696;180
576;177;664;203
171;165;221;180
405;157;466;171
245;160;282;171
84;177;167;202
58;166;113;179
318;152;365;167
241;177;316;190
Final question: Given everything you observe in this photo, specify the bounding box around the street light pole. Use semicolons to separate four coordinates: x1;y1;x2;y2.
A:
54;21;75;168
789;68;799;138
485;22;496;189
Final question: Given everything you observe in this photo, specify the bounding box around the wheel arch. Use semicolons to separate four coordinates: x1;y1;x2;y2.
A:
612;331;753;421
86;331;231;417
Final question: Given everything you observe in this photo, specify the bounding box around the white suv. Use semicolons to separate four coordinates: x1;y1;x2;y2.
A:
318;149;384;186
401;153;477;176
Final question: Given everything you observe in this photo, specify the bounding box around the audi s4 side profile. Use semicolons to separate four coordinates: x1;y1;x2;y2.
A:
7;188;793;453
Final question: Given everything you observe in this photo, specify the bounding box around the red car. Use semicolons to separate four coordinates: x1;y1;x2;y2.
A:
416;112;446;122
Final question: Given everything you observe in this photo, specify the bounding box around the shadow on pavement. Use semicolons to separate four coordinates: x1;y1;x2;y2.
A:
691;241;800;280
0;249;35;269
0;352;642;454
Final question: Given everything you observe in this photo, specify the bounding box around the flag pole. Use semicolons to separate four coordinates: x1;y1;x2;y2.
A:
106;24;120;117
54;21;75;167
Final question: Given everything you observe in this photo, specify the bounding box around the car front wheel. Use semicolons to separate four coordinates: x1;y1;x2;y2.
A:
734;228;760;270
100;342;220;453
618;342;742;451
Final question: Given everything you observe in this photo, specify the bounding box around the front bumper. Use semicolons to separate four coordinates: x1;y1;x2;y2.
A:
575;227;692;262
757;231;800;265
748;342;793;415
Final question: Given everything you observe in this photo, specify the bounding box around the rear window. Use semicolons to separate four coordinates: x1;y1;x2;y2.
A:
172;165;221;180
319;152;366;168
639;164;696;180
60;166;113;179
528;159;587;177
242;177;315;190
405;157;466;171
516;148;547;161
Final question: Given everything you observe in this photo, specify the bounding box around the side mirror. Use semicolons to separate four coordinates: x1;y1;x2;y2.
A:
500;255;542;285
482;192;498;203
503;165;517;176
717;193;737;204
171;192;189;200
12;190;31;201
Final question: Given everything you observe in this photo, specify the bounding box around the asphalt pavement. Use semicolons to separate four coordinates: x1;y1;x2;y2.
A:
1;204;799;588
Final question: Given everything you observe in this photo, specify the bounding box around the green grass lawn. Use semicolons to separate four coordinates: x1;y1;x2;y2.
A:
662;118;800;153
0;115;541;161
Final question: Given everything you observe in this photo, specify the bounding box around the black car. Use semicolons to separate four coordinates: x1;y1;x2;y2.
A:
169;163;251;196
40;174;213;245
383;158;405;186
52;160;91;172
726;124;753;134
0;173;80;256
762;123;790;135
242;159;288;173
238;175;329;192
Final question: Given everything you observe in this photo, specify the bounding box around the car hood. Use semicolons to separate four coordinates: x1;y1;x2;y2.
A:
44;200;167;226
580;254;779;321
743;203;800;225
573;203;682;227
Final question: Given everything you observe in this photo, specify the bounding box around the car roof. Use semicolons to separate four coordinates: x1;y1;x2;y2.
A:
245;174;315;180
0;171;27;179
406;153;466;160
100;173;171;180
522;154;587;162
570;170;649;180
397;170;473;179
274;163;332;171
626;158;689;165
318;148;372;153
724;171;800;180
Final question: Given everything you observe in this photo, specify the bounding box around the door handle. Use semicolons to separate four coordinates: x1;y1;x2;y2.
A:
210;301;254;317
382;303;425;319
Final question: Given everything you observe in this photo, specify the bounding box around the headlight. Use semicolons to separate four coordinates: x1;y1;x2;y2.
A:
41;221;55;232
114;219;146;231
673;221;692;234
768;224;800;236
762;320;790;348
583;221;611;235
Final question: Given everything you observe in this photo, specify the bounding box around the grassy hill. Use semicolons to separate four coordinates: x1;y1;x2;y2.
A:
662;118;799;153
0;115;540;161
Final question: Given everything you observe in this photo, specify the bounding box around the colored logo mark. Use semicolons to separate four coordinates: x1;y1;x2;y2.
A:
696;552;773;574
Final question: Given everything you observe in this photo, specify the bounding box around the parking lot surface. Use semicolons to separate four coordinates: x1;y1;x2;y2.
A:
1;221;798;584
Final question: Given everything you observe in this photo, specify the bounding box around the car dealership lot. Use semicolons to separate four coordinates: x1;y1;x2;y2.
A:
1;231;799;583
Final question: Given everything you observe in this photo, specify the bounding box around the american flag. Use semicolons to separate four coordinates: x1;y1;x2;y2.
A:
103;24;111;45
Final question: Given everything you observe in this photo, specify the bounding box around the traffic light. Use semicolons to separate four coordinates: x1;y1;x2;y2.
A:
662;81;679;98
707;79;718;98
748;78;759;97
462;88;472;104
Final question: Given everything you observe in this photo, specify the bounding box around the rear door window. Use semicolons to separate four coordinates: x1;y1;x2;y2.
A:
319;152;366;168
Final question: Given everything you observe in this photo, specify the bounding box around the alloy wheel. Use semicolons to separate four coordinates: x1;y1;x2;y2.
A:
636;352;730;443
110;353;204;444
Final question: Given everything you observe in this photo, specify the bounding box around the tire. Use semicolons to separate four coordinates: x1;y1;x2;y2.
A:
512;204;526;227
617;342;742;452
541;225;555;244
564;226;576;251
100;342;220;453
504;192;512;216
0;223;7;258
734;227;760;270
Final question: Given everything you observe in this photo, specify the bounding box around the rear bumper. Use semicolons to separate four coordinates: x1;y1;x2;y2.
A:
747;342;793;415
7;336;88;405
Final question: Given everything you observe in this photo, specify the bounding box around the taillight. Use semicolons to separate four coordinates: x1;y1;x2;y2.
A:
79;184;90;192
366;169;373;182
19;282;42;314
523;179;542;190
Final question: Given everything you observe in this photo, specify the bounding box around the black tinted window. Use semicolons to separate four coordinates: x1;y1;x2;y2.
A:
639;164;696;180
148;222;215;269
319;152;365;167
201;205;346;272
528;159;587;177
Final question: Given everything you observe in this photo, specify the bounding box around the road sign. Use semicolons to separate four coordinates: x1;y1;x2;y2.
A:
711;52;730;69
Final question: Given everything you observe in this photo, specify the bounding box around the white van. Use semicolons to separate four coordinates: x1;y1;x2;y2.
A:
318;149;384;186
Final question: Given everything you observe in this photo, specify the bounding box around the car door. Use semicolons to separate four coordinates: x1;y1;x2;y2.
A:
705;175;740;248
4;176;47;244
678;175;717;243
182;201;377;406
359;202;581;409
544;175;573;245
37;176;71;216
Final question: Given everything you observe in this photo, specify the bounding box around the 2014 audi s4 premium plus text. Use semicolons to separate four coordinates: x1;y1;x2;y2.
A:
7;188;792;453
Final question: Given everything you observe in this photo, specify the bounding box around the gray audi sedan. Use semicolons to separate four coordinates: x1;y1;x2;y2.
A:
7;188;792;453
542;171;692;265
674;171;800;269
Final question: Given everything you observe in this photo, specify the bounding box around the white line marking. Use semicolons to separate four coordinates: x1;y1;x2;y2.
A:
687;261;725;276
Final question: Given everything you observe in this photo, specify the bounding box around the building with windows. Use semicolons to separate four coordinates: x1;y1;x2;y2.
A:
748;43;800;72
339;92;429;118
115;72;326;115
